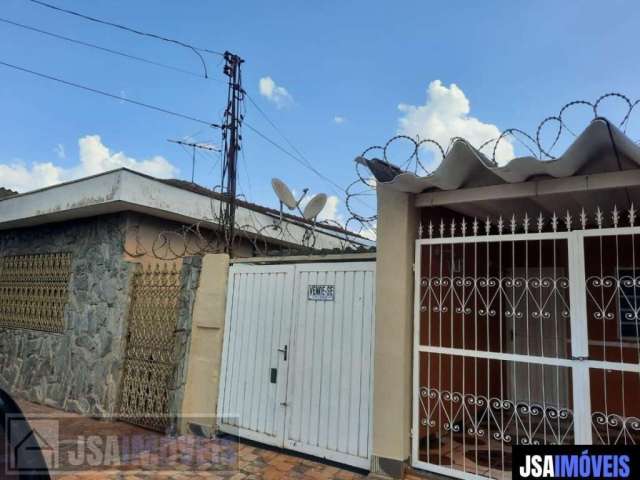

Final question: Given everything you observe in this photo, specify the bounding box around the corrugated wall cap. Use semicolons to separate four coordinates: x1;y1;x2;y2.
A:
359;118;640;194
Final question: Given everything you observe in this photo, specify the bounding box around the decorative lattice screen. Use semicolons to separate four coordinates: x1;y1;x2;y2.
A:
118;263;182;431
0;253;72;333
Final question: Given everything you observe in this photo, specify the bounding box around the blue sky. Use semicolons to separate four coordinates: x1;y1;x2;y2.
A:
1;0;639;228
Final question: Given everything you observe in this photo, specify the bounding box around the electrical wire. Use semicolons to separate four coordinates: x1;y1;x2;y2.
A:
0;59;221;128
245;93;376;217
245;93;348;194
0;16;218;80
246;93;315;169
28;0;224;77
29;0;223;56
244;119;347;196
244;119;373;213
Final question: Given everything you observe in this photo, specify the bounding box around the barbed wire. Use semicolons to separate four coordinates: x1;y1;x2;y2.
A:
121;198;373;261
111;94;640;260
350;92;640;241
358;92;640;174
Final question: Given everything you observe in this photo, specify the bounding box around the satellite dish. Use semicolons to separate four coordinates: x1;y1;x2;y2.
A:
303;193;327;220
271;178;297;210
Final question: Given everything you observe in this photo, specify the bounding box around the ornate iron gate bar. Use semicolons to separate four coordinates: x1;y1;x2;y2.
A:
118;263;182;432
0;253;72;333
412;216;574;480
412;208;640;480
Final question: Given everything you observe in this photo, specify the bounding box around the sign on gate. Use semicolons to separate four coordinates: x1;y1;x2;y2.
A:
307;284;335;301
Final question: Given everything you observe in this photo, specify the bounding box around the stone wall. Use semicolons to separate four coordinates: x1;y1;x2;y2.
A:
0;214;135;416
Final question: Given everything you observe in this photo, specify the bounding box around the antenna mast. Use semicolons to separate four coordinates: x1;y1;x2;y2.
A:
220;51;244;254
167;139;219;183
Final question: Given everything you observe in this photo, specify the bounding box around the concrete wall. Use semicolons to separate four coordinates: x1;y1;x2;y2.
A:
122;212;254;265
0;214;135;416
179;254;230;434
371;186;416;478
168;256;203;431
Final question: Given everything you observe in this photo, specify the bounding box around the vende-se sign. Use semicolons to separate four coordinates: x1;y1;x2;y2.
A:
307;284;335;301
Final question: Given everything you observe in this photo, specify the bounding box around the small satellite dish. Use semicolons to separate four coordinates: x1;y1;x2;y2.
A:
271;178;297;210
303;193;327;220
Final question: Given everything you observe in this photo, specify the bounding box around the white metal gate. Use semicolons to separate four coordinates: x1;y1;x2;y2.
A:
218;261;375;469
412;212;640;480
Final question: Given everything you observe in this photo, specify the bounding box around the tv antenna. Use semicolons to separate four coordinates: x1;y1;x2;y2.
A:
167;139;220;183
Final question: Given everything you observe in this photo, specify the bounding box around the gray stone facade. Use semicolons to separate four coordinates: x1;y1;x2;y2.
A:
0;214;135;416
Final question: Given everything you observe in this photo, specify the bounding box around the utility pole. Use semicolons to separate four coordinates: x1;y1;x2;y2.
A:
220;51;244;254
167;139;219;183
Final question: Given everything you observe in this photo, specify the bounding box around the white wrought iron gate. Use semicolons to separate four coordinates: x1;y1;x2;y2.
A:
413;213;640;480
218;261;375;469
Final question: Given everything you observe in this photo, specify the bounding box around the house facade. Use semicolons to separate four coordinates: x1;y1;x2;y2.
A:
7;116;640;480
0;169;366;428
365;119;640;479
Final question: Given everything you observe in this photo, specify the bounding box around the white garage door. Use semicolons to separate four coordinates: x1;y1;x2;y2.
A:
217;261;375;469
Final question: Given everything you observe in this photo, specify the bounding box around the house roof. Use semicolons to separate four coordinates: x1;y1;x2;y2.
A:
0;169;369;250
0;187;17;199
160;178;361;238
358;118;640;194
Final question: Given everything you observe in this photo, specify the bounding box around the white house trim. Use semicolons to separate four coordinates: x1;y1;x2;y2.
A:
0;169;365;250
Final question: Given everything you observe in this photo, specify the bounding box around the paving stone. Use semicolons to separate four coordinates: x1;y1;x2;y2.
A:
17;400;370;480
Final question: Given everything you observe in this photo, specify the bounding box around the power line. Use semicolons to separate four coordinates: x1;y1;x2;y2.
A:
0;16;218;80
244;117;373;213
0;60;221;128
28;0;223;57
245;93;354;201
29;0;223;77
244;121;346;194
246;93;314;168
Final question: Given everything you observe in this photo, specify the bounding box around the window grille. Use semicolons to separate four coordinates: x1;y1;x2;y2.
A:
0;253;72;333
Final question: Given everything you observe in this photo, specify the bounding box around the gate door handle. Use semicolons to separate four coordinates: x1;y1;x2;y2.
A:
278;345;288;361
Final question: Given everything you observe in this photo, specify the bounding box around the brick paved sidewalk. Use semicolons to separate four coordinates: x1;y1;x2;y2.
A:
15;400;432;479
16;400;368;479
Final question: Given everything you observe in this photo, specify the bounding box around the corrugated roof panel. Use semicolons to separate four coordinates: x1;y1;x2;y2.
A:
358;119;640;194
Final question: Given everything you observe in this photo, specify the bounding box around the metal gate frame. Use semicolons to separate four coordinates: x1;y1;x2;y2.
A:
283;262;375;469
412;226;640;479
217;263;295;447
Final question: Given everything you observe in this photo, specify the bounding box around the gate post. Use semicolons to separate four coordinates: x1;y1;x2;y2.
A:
168;256;203;432
371;185;416;479
178;254;230;435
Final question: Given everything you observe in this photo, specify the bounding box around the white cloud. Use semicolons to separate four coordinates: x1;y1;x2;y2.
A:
0;134;178;193
259;76;293;108
333;116;346;124
398;80;514;165
54;144;65;159
0;161;63;192
318;195;342;223
359;221;377;241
